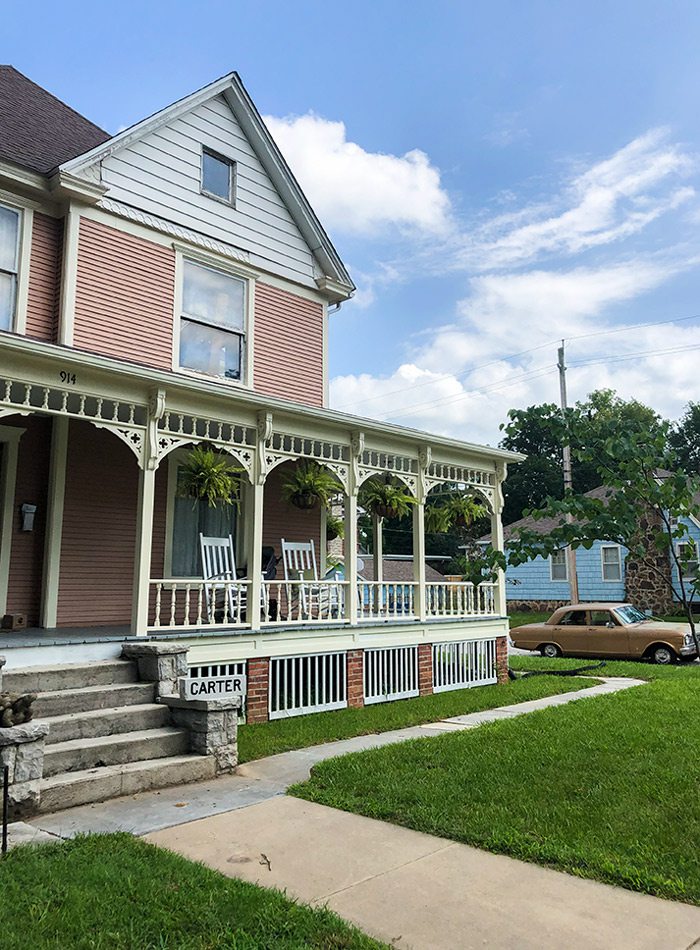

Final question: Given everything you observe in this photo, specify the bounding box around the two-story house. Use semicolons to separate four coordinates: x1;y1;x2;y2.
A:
0;66;520;810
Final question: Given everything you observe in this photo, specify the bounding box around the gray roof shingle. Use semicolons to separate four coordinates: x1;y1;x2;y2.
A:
0;66;110;174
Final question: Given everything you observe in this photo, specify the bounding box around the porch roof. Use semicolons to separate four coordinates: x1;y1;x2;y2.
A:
2;332;524;471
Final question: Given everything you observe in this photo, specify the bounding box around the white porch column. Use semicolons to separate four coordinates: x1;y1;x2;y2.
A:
413;501;427;621
0;425;25;617
372;514;384;583
247;480;265;630
345;492;358;625
41;417;69;628
491;464;508;616
131;465;157;636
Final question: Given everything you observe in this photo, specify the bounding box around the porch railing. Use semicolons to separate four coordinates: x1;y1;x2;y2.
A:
148;578;498;630
425;581;497;619
358;581;418;622
262;579;349;625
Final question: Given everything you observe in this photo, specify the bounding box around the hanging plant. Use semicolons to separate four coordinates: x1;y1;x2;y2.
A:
326;513;345;541
425;494;487;532
281;461;341;510
177;445;241;509
359;478;416;520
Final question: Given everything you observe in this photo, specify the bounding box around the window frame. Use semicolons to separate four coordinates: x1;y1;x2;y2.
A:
675;540;700;582
200;147;236;206
549;548;568;582
173;247;256;389
600;544;622;583
0;198;32;335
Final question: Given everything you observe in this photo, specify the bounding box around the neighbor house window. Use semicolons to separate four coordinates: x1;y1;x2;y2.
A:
676;541;699;581
179;260;246;381
201;148;234;202
601;545;622;582
550;549;568;581
0;204;20;332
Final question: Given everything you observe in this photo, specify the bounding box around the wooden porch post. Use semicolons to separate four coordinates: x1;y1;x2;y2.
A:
491;463;508;617
247;481;265;631
41;417;69;628
131;465;156;636
345;491;358;625
413;501;427;621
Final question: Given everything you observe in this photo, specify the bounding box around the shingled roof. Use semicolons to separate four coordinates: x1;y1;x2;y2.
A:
358;557;445;583
0;66;110;174
479;484;614;544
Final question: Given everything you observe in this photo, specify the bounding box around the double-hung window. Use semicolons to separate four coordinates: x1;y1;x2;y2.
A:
0;204;20;332
550;549;568;581
601;544;622;582
676;541;699;582
179;260;246;382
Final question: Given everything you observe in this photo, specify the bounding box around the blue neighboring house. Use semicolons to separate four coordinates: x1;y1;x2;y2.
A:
480;485;700;610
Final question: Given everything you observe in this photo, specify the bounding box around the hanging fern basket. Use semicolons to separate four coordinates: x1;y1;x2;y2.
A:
290;491;319;510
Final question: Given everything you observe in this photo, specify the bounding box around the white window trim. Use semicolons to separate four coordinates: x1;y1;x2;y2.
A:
675;540;700;582
600;544;622;583
172;246;256;390
0;198;33;336
164;448;245;579
200;147;236;207
549;549;568;582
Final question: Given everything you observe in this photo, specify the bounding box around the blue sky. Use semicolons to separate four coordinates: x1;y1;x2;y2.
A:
6;1;700;443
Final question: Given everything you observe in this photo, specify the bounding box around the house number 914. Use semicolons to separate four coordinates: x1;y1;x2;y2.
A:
59;371;77;385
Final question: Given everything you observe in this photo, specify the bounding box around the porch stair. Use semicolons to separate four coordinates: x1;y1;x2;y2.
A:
4;659;217;814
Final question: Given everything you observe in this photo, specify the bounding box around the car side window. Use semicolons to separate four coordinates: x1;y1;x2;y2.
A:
559;610;588;626
590;610;615;626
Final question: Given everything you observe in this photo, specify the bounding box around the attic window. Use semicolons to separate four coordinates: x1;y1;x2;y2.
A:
201;148;234;203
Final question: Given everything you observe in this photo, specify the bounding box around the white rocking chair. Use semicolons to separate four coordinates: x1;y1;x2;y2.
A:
280;538;339;620
199;534;246;624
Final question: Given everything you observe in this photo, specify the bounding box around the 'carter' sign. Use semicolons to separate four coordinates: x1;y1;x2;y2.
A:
179;674;247;700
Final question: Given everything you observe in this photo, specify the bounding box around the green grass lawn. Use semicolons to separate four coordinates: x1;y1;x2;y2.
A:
238;675;585;762
291;662;700;904
0;833;386;950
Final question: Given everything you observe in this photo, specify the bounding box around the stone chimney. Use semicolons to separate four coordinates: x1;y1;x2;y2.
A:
624;506;673;615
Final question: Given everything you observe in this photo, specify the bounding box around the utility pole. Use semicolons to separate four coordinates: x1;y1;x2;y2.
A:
557;340;580;603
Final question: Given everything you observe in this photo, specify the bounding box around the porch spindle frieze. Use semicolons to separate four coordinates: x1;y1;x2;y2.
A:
155;408;257;480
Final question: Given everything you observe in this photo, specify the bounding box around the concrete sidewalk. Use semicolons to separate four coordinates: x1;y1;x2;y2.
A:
147;795;700;950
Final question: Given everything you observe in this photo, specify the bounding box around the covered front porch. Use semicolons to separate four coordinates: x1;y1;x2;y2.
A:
0;338;513;656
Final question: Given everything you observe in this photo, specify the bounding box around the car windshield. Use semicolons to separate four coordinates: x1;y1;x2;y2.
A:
615;605;648;624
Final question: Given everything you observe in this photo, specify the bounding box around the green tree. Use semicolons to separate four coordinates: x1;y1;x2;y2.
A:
507;410;700;655
500;389;665;524
670;402;700;475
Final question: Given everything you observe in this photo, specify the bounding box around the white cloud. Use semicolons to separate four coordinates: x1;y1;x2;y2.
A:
264;112;453;237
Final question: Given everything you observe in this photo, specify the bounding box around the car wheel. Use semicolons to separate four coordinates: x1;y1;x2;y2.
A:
651;645;675;665
541;643;562;658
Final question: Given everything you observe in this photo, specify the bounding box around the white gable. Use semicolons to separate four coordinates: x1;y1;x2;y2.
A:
88;95;321;288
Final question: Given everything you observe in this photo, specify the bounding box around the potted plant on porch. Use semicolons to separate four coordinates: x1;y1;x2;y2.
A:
425;494;487;532
177;445;241;508
359;477;416;520
281;461;341;510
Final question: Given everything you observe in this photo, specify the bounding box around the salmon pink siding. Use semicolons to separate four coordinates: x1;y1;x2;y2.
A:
73;217;175;370
5;417;51;626
262;463;323;565
26;212;62;342
254;282;324;407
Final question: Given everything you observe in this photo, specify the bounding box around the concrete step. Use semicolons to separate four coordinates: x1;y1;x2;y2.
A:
4;659;139;695
43;727;190;777
39;754;217;813
39;704;171;745
33;681;156;718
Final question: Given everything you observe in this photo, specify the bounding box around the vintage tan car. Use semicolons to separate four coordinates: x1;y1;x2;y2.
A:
510;603;699;665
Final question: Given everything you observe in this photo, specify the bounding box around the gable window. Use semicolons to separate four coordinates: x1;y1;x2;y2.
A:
550;549;568;582
676;540;699;581
179;259;246;381
601;544;622;582
0;204;20;332
201;148;234;203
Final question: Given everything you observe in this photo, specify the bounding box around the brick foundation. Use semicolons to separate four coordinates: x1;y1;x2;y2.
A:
496;635;509;684
418;643;433;696
246;657;270;723
347;649;364;708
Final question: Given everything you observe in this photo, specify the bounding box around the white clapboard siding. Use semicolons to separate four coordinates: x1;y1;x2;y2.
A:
269;652;347;719
97;95;318;287
432;639;498;692
363;646;419;705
